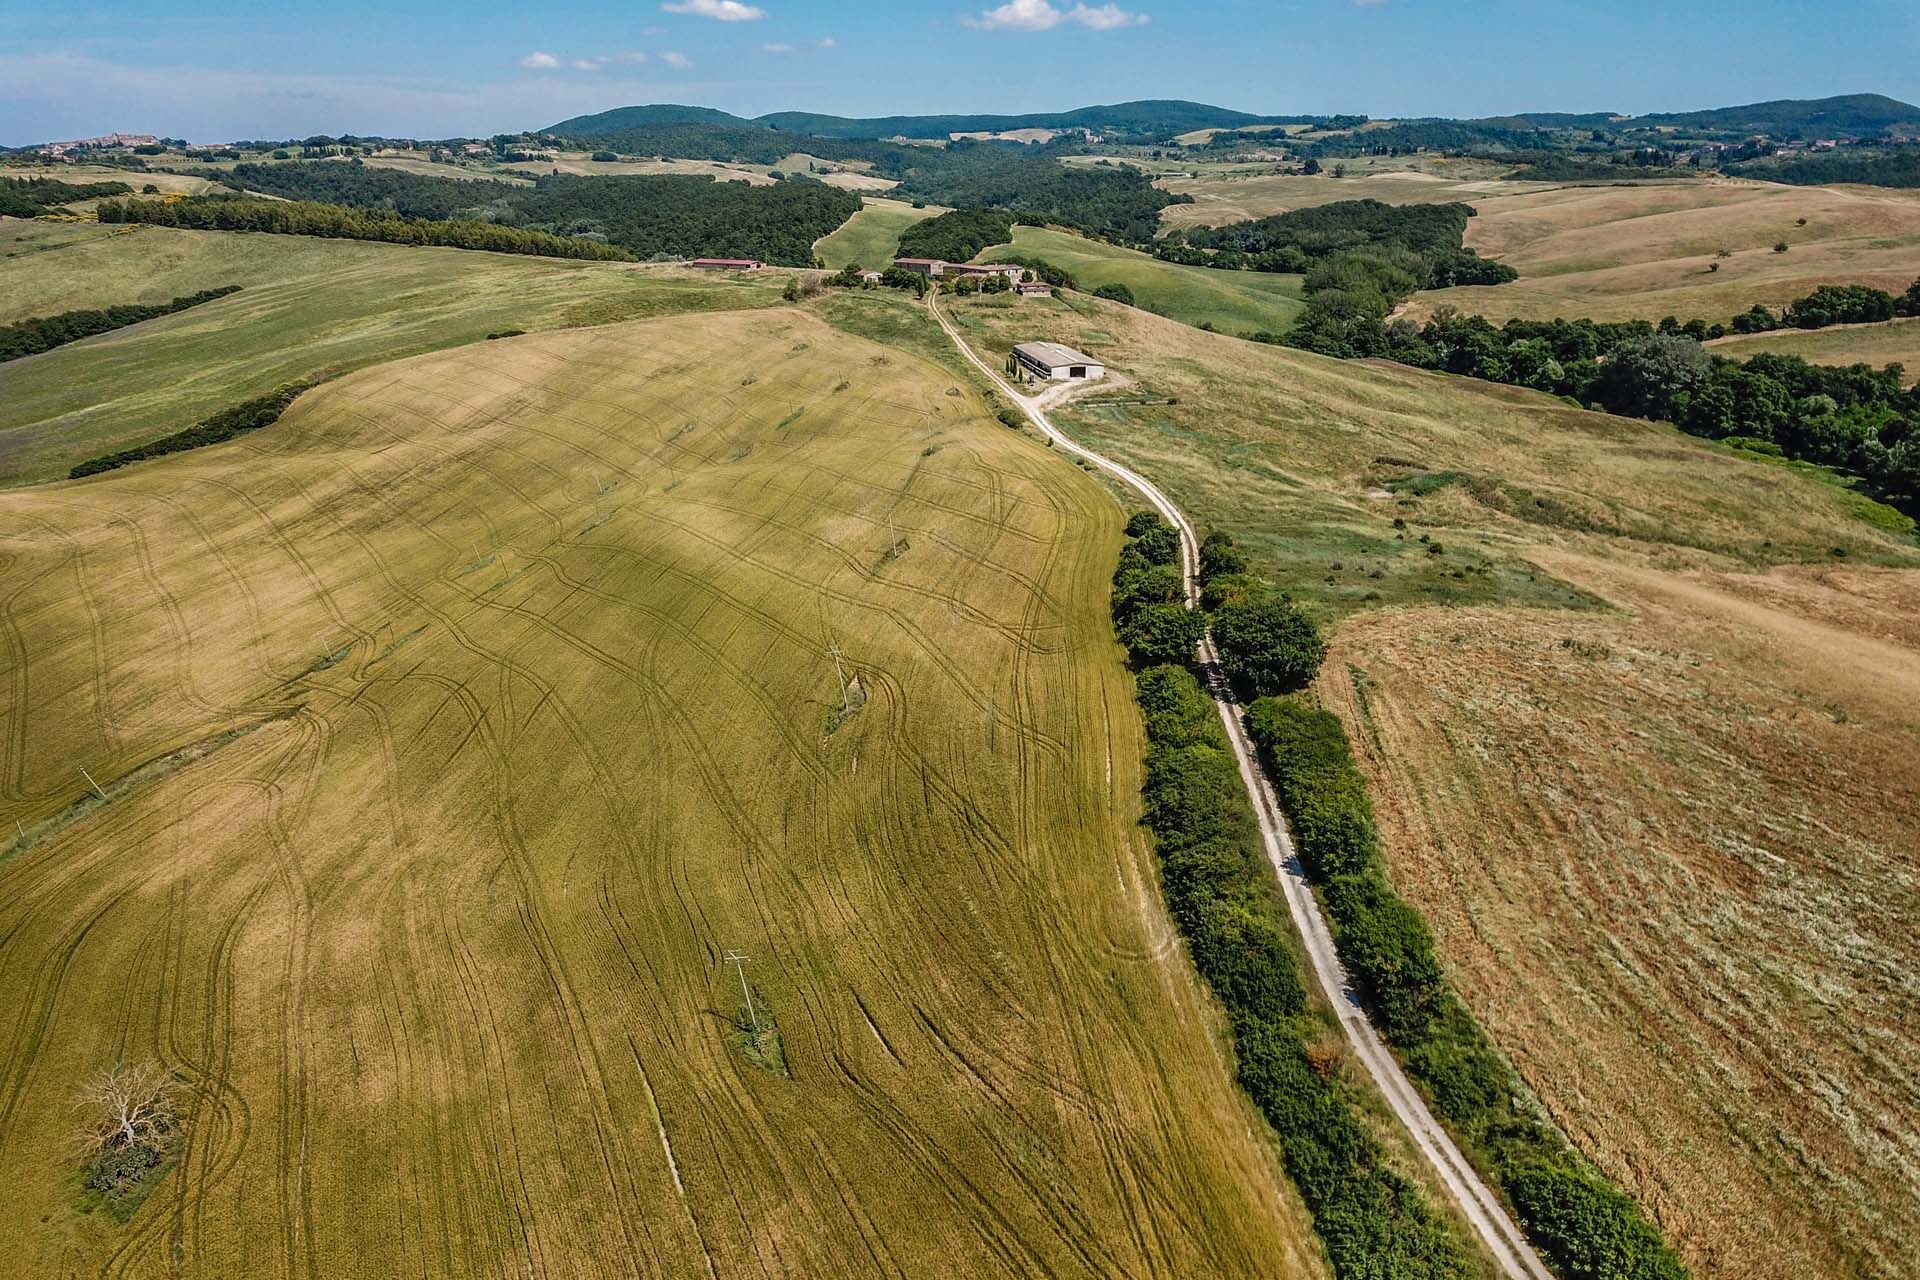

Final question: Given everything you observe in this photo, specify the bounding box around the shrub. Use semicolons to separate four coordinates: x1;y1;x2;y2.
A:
1093;281;1136;306
1188;900;1308;1024
1211;593;1327;696
1133;519;1181;566
1118;603;1208;666
1199;529;1247;581
1506;1164;1687;1280
1125;509;1169;538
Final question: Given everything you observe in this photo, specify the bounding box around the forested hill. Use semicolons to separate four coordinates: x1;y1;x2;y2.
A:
545;103;765;135
161;161;861;264
544;100;1311;145
754;100;1308;140
1636;94;1920;137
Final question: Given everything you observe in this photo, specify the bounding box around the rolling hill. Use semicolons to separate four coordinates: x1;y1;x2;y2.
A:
0;305;1331;1278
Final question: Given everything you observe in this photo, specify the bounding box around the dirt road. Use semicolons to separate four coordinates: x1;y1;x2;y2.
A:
927;295;1555;1280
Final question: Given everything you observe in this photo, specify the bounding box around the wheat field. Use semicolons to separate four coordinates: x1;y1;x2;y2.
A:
0;307;1326;1277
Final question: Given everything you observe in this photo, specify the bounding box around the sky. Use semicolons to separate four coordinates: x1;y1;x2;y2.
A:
2;0;1917;144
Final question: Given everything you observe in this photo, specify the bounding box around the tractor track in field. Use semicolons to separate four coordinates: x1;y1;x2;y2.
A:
927;292;1557;1280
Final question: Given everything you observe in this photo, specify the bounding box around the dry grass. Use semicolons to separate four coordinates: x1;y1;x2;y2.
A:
1320;556;1920;1280
0;308;1326;1278
1410;178;1920;325
1708;316;1920;383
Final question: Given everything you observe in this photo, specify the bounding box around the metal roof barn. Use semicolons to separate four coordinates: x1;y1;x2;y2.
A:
1012;342;1106;381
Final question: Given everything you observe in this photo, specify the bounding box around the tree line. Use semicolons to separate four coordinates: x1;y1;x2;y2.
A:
185;164;862;265
224;161;523;220
95;197;635;261
1107;511;1691;1278
1108;513;1475;1280
1307;298;1920;516
1246;697;1687;1280
1;285;241;363
69;381;316;478
0;176;134;217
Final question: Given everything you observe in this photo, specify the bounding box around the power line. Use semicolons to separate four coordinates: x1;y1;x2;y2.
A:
724;949;759;1034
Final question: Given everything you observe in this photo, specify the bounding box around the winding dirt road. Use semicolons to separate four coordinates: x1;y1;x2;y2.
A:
928;295;1555;1280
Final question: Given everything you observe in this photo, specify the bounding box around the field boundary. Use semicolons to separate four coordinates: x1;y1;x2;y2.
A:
928;290;1555;1280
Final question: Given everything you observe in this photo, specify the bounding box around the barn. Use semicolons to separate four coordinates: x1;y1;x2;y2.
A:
1011;341;1105;382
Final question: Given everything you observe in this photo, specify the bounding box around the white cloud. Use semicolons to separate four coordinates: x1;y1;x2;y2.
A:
611;50;649;64
661;50;695;68
816;36;836;47
661;0;765;20
962;0;1145;31
1069;3;1146;29
761;41;794;53
520;51;559;69
571;58;605;71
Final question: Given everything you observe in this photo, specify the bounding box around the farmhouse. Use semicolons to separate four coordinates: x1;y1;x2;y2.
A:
1011;341;1105;382
857;269;885;284
690;257;764;271
1016;280;1053;297
947;263;1025;283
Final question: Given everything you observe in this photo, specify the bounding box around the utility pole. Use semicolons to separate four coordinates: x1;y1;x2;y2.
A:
827;642;850;714
724;950;758;1034
81;768;108;802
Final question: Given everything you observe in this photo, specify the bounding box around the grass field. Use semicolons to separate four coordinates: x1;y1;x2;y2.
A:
1409;178;1920;326
812;197;942;269
976;226;1306;337
0;307;1331;1278
0;221;788;484
946;290;1920;1279
1708;315;1920;381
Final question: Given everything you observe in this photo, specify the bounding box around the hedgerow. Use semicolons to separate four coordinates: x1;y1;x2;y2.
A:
1111;518;1475;1280
69;382;316;478
1246;695;1687;1280
0;286;241;363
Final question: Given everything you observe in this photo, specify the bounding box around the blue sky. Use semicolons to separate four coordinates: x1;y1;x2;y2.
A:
2;0;1916;144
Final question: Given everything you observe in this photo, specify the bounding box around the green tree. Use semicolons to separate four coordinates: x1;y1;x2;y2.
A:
1211;594;1327;696
1118;603;1207;666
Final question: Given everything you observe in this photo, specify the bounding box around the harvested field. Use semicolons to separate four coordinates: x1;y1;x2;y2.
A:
0;223;784;483
1411;179;1920;326
1320;556;1920;1280
0;308;1326;1278
1708;315;1920;383
1156;159;1549;229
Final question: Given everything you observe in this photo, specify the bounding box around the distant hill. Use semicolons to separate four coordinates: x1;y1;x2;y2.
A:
1633;94;1920;137
755;100;1300;140
544;104;766;135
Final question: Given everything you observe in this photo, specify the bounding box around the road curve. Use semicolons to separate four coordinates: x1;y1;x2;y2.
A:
928;295;1555;1280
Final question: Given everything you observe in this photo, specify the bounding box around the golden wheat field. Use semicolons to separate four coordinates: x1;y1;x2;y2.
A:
1411;178;1920;324
0;308;1327;1278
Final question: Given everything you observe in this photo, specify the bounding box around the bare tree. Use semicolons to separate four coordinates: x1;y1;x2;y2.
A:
71;1060;177;1169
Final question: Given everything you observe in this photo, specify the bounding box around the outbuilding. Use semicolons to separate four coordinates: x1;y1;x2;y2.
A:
1016;281;1053;297
1011;341;1104;382
893;257;946;277
690;257;764;270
